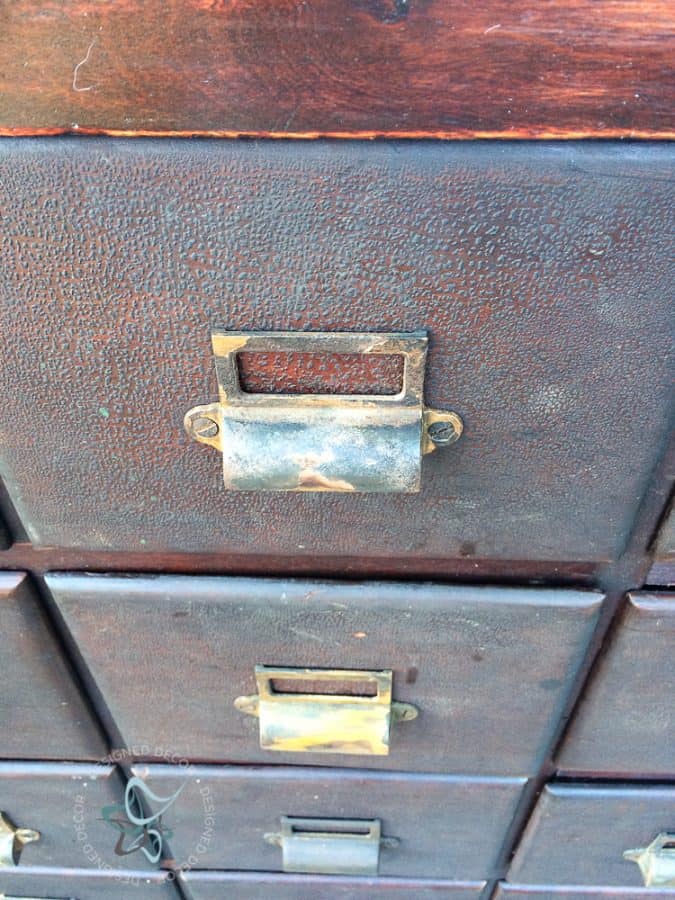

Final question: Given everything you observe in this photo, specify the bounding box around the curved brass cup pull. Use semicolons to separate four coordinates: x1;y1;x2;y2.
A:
624;832;675;887
185;330;462;493
235;666;418;756
0;812;40;867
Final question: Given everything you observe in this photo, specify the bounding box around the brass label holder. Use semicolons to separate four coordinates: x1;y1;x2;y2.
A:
624;832;675;887
185;330;462;493
0;812;40;868
264;816;398;875
235;666;418;756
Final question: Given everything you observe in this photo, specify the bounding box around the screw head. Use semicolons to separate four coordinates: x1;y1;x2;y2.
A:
427;419;458;446
192;416;219;439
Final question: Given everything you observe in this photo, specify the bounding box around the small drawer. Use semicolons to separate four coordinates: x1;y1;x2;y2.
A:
181;871;484;899
0;573;104;760
47;574;601;775
131;764;524;879
507;784;675;889
1;141;673;568
557;593;675;777
0;868;178;899
0;763;147;871
496;886;675;898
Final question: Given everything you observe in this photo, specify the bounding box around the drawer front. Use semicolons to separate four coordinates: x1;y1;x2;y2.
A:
0;573;104;760
496;887;675;898
181;871;484;900
1;140;674;565
132;764;524;879
508;784;675;888
0;763;147;871
48;574;601;775
0;868;178;899
557;593;675;777
655;501;675;560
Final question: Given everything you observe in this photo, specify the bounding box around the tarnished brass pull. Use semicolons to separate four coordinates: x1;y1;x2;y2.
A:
264;816;398;875
235;666;418;756
624;833;675;887
185;330;462;493
0;812;40;868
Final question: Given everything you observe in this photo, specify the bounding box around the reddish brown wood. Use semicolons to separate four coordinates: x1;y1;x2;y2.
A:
0;1;672;138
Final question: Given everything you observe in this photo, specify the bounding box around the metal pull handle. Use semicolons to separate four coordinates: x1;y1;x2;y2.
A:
264;816;398;875
0;812;40;868
624;832;675;887
235;666;418;756
185;330;462;493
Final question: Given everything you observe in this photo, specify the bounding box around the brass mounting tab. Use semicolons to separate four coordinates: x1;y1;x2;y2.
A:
0;812;40;868
624;832;675;887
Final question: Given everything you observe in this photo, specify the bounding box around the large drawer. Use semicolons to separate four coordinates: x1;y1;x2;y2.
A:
1;140;674;567
0;763;146;871
181;871;484;899
507;784;675;889
48;574;601;775
0;573;104;760
557;592;675;777
0;868;178;899
131;764;524;879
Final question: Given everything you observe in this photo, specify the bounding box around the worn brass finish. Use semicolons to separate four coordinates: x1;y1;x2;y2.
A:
264;816;398;875
185;330;462;493
234;665;418;755
0;812;40;868
624;832;675;887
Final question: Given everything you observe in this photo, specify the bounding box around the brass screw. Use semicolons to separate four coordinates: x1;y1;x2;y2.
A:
427;420;458;446
192;416;219;439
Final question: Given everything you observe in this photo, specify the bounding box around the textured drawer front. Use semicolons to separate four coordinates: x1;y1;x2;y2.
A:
131;764;523;879
508;785;675;888
0;868;178;899
496;886;675;898
1;141;674;566
48;574;601;775
181;871;484;900
0;573;104;760
558;593;675;777
0;763;144;870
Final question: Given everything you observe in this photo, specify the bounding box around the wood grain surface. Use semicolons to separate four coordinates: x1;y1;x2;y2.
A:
496;886;675;898
0;1;673;138
47;574;601;775
0;573;105;760
0;140;673;565
557;592;675;777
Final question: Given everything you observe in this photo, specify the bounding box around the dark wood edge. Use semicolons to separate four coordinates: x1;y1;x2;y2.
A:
0;542;598;585
2;128;674;140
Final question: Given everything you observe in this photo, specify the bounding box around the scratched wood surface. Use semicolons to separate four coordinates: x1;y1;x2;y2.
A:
132;764;524;877
47;574;601;775
0;869;178;900
0;1;673;138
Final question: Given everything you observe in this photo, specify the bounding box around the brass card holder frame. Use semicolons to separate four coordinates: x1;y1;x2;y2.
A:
185;330;462;493
0;812;40;868
264;816;398;875
624;832;675;887
235;666;418;756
